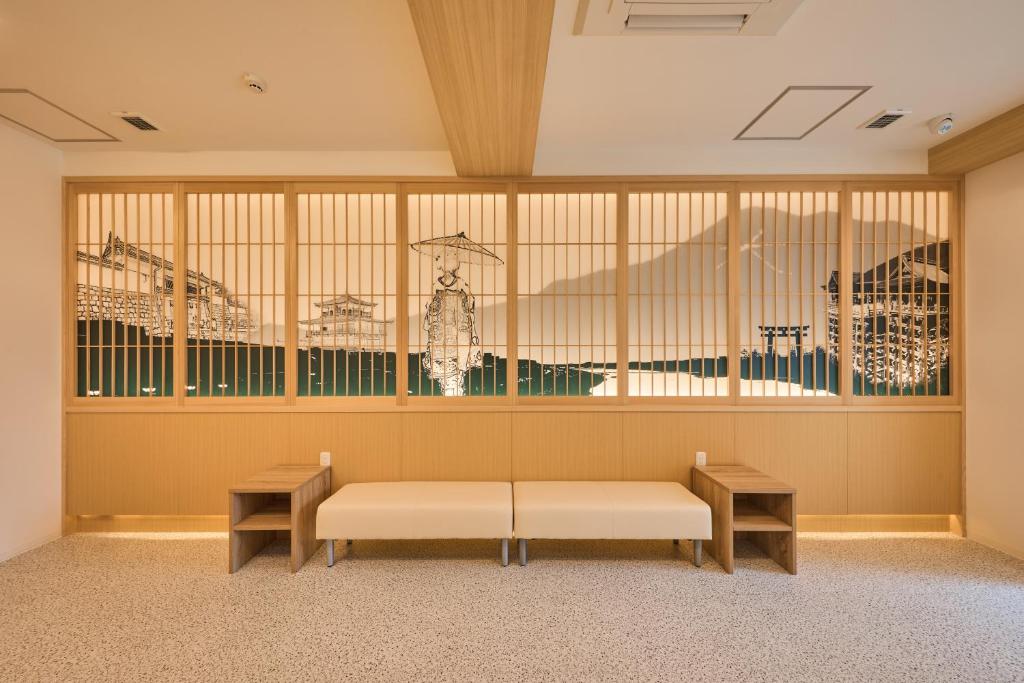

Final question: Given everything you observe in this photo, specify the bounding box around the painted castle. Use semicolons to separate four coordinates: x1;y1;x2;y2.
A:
76;232;256;341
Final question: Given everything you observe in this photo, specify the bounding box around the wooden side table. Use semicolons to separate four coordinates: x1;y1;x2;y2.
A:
228;465;331;573
691;465;796;574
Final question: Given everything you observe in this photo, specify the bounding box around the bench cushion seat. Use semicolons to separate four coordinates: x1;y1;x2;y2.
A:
316;481;513;540
513;481;711;540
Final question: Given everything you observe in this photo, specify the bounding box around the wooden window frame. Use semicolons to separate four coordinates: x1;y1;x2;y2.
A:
293;182;399;408
515;183;620;405
180;182;288;406
735;182;845;406
64;182;179;408
62;175;963;412
624;182;734;405
845;181;962;407
405;182;512;405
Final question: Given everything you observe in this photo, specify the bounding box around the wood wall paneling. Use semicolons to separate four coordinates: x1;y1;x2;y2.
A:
287;413;403;489
401;412;511;481
621;413;735;484
734;413;848;514
170;413;291;514
66;411;963;518
511;413;622;480
847;412;961;514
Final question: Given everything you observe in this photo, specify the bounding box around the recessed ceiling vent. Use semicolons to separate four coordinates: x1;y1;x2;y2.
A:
112;112;159;131
575;0;805;36
861;109;911;129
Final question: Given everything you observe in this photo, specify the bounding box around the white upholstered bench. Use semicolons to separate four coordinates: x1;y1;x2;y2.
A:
512;481;712;567
316;481;514;566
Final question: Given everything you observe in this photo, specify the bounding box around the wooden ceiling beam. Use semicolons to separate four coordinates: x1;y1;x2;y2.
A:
928;102;1024;175
407;0;555;177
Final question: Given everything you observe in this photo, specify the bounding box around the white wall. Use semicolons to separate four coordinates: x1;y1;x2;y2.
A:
0;124;63;562
965;152;1024;560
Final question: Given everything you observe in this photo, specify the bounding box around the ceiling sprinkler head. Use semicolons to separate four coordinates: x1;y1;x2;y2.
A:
243;73;267;94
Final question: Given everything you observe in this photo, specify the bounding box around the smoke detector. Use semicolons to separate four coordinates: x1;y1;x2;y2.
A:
243;73;267;94
929;114;955;136
860;109;912;129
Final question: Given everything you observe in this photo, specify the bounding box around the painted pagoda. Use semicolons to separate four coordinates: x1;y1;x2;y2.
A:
298;294;391;351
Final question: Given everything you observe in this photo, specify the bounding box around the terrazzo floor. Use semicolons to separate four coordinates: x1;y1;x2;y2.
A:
1;532;1022;682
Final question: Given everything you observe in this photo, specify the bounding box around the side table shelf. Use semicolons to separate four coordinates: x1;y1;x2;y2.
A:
692;465;797;575
228;465;331;573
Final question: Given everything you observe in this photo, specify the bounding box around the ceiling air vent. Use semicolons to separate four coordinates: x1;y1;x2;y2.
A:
112;111;159;131
575;0;805;36
861;109;911;129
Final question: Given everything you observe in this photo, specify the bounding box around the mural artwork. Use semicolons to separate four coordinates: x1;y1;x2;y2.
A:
413;232;503;396
76;190;952;400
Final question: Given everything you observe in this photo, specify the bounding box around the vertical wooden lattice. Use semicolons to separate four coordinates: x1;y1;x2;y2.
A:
408;193;508;397
739;191;840;397
297;192;397;396
517;193;617;397
75;191;174;397
185;192;286;397
628;192;728;397
850;191;951;396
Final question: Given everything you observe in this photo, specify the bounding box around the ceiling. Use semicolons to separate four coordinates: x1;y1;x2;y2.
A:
0;0;447;151
2;0;1024;173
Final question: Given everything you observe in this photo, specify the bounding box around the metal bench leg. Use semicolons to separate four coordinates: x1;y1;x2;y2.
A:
518;538;528;566
692;539;702;568
327;539;335;567
500;539;509;567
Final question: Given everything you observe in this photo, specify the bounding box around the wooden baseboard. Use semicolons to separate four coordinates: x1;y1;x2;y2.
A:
71;514;958;534
798;514;957;533
74;515;228;532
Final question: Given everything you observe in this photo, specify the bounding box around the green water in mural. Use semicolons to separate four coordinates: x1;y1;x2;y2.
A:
78;322;947;398
299;350;397;396
516;359;610;396
629;357;729;377
408;353;507;396
186;343;285;396
740;349;839;394
76;320;173;397
852;369;950;397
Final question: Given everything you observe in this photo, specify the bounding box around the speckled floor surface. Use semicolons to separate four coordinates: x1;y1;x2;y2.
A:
1;533;1022;682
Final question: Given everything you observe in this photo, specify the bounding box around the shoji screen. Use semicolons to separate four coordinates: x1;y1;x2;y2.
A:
407;192;508;397
297;190;397;397
739;191;840;397
517;192;617;397
185;190;286;397
850;190;952;396
628;191;728;397
74;189;174;397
